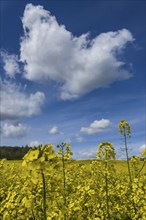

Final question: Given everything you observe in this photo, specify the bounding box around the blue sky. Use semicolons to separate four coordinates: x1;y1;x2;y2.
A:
0;0;145;159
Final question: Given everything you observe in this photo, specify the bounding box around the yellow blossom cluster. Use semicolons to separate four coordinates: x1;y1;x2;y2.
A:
0;142;145;220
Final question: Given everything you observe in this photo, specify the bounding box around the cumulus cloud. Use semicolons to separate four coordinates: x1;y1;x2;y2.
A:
80;119;112;134
0;123;28;138
29;140;40;147
49;126;59;135
1;51;20;78
20;4;134;100
0;79;45;120
140;144;146;150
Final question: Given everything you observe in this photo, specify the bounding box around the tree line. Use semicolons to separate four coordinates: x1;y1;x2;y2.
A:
0;146;31;160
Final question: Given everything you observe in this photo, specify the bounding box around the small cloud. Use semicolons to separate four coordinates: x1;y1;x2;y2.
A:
1;50;20;78
76;134;84;143
0;122;28;138
80;119;112;135
140;144;146;150
74;150;96;160
49;126;59;135
29;140;40;147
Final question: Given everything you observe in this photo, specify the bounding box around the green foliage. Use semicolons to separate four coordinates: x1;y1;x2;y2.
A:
0;145;30;160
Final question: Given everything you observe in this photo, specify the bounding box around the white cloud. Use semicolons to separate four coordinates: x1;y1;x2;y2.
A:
80;119;112;134
76;135;84;143
29;140;40;147
49;126;59;135
1;123;28;138
20;4;134;100
140;144;146;150
1;51;20;77
0;79;45;120
74;150;96;160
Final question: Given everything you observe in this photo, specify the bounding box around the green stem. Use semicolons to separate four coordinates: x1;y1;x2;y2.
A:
32;209;36;220
99;171;136;208
105;152;109;219
42;171;46;220
136;161;146;177
123;129;132;183
61;145;67;220
123;129;138;215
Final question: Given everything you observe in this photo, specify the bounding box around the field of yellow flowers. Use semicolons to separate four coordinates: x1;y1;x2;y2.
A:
0;121;146;220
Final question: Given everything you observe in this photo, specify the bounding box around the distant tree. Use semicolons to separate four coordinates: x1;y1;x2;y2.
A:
0;146;31;160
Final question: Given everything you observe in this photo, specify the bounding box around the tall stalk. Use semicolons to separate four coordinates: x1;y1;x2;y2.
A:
105;151;109;220
123;128;132;183
96;142;115;220
41;171;47;220
61;145;67;211
118;120;132;182
118;120;137;215
57;143;72;220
